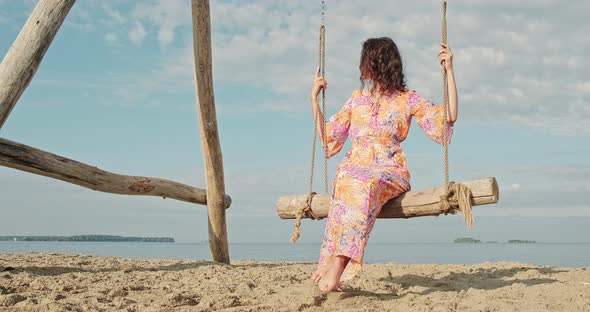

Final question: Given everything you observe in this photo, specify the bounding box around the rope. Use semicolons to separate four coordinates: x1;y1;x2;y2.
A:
290;192;318;243
291;1;328;243
442;0;449;187
440;182;473;229
440;0;473;229
321;26;328;193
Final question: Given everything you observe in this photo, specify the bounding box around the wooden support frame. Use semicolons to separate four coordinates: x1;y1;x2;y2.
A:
191;0;230;263
0;138;231;207
0;0;75;129
0;0;232;263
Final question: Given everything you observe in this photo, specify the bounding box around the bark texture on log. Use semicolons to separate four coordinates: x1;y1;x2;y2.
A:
277;177;498;219
191;0;230;264
0;0;76;129
0;138;231;207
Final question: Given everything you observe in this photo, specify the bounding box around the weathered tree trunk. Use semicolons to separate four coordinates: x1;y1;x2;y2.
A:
191;0;230;264
277;177;498;219
0;138;231;207
0;0;76;129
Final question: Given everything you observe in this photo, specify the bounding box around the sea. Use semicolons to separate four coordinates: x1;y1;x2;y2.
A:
1;242;589;267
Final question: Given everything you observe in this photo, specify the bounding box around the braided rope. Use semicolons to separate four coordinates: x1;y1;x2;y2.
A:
440;0;473;229
291;2;328;243
442;0;449;187
290;192;318;243
320;27;328;193
440;182;473;229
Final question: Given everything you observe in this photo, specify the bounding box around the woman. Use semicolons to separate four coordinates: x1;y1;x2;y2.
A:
310;37;458;293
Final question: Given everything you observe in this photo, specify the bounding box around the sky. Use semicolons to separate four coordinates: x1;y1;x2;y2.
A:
0;0;589;245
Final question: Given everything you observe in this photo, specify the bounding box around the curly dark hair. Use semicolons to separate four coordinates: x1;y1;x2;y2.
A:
359;37;407;95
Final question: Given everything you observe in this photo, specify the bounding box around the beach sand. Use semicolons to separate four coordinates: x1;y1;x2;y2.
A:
0;253;588;311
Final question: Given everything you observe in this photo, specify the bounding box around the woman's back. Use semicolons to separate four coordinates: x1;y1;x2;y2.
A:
325;89;454;170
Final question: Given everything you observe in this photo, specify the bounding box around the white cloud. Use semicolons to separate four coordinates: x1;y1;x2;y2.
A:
571;82;590;94
131;0;189;46
480;207;590;218
197;1;590;138
66;21;95;32
458;46;506;66
64;4;95;32
100;3;125;28
542;55;580;69
104;33;120;47
128;20;147;45
32;0;589;136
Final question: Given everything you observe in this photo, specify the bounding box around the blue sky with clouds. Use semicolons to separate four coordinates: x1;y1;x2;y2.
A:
1;0;589;244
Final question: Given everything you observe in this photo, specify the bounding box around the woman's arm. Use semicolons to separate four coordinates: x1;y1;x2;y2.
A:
310;67;328;146
438;43;458;123
310;67;352;158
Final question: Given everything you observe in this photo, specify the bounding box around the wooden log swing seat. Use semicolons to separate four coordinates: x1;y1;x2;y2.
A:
277;178;499;221
278;1;500;243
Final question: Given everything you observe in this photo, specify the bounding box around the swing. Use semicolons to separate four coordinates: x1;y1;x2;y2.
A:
277;1;499;243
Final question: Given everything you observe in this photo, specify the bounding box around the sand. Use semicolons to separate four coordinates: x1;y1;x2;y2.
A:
0;253;588;312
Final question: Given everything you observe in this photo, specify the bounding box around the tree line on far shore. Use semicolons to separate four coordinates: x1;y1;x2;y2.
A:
0;235;174;243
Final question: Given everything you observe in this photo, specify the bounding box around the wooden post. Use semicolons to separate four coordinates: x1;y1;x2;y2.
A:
0;0;76;129
191;0;230;264
0;138;232;207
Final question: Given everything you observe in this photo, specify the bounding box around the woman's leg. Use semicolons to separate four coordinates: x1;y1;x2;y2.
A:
313;177;351;290
314;168;379;292
312;170;367;292
314;166;410;291
312;213;344;286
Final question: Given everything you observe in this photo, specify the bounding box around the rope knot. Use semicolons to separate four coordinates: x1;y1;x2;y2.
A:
439;182;474;230
290;192;320;243
306;192;319;220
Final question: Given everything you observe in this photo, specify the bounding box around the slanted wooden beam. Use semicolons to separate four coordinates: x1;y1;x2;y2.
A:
191;0;230;264
0;137;232;208
277;177;498;219
0;0;76;129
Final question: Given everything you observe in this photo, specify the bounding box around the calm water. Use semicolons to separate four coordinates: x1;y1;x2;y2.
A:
1;242;589;267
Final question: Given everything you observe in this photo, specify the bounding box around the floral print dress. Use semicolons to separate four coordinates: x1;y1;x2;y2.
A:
318;88;454;286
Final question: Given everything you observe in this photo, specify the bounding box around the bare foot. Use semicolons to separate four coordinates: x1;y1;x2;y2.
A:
312;265;329;284
317;256;349;293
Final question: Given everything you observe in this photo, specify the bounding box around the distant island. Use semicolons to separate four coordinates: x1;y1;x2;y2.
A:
454;237;536;244
0;235;174;243
454;237;482;243
508;239;536;244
